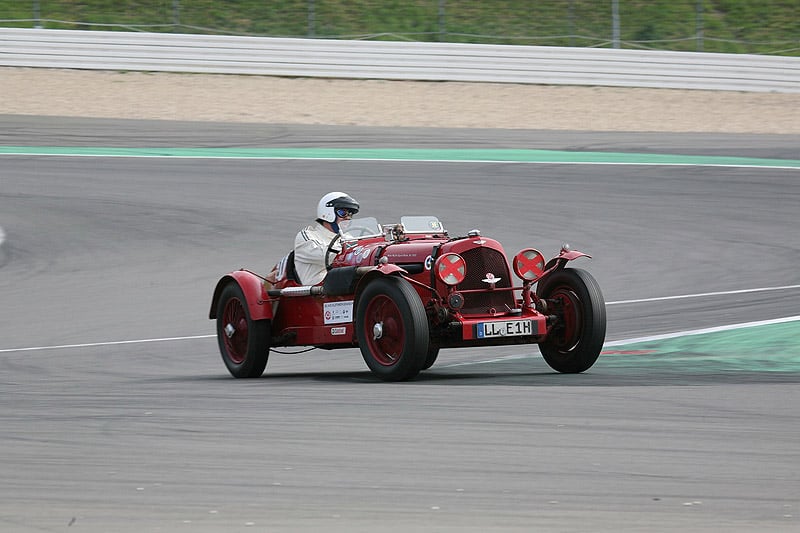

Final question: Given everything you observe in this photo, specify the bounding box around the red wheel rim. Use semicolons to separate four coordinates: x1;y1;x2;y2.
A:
363;294;405;366
551;287;582;351
221;297;248;364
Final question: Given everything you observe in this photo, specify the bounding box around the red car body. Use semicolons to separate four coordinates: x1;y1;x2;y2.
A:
210;216;605;381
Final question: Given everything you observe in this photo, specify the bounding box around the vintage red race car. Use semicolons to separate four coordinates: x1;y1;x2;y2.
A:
210;216;606;381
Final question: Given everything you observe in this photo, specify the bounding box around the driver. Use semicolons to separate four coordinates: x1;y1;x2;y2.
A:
293;191;360;285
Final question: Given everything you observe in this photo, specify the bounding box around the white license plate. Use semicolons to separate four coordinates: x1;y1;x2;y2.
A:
476;319;533;339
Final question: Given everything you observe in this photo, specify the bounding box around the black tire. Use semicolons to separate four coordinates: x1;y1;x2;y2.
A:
356;276;429;381
216;282;271;378
536;268;606;373
421;345;440;370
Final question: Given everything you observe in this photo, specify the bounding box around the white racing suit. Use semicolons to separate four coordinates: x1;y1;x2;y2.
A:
293;222;340;286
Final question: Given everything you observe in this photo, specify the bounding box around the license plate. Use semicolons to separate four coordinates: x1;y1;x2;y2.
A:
476;319;533;339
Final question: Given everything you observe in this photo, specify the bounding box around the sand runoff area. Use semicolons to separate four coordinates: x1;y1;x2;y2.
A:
1;67;799;134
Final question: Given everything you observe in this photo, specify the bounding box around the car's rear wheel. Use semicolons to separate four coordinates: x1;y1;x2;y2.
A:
216;282;271;378
356;276;429;381
536;268;606;373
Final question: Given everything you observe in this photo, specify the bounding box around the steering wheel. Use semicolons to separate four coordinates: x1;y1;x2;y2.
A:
324;234;342;271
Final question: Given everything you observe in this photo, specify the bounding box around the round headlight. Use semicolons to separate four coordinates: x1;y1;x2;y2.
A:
435;253;467;286
513;248;545;281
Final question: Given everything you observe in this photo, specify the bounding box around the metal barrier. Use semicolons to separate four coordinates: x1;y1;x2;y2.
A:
1;28;798;92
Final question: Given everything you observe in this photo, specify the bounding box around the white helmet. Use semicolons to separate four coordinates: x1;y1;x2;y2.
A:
316;191;360;223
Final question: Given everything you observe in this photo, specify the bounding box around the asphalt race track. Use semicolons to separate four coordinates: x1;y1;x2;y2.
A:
1;116;799;532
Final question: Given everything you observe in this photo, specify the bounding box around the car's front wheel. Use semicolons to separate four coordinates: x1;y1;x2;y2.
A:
356;276;429;381
536;268;606;373
421;345;440;370
216;282;271;378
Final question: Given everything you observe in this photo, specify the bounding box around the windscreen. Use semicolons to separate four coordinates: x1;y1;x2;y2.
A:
341;217;382;240
400;216;446;234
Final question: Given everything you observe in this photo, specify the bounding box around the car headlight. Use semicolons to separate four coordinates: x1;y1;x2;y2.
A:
435;253;466;286
513;248;545;281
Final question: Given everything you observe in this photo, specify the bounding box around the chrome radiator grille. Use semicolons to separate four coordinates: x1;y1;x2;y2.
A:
458;247;515;314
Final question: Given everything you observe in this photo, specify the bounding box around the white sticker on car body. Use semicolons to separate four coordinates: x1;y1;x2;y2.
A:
324;301;354;324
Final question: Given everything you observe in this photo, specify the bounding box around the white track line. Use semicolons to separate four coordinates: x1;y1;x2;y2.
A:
607;284;800;305
0;335;213;354
602;314;800;346
441;315;800;368
1;286;798;355
0;152;799;170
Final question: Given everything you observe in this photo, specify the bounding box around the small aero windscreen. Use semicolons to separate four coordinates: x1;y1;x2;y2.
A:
400;216;446;234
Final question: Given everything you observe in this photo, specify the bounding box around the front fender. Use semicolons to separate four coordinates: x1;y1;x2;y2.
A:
542;249;592;276
559;249;592;262
353;264;408;302
209;270;273;321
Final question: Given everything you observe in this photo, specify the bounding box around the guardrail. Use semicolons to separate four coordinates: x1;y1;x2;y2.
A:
2;28;798;93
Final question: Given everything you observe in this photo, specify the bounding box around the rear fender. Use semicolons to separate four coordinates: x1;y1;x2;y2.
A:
209;270;273;321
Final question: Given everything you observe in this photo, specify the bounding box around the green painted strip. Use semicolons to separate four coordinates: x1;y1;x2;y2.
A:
1;146;799;168
601;321;800;373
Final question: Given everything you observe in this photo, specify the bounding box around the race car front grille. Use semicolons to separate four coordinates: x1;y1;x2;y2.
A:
458;247;515;315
